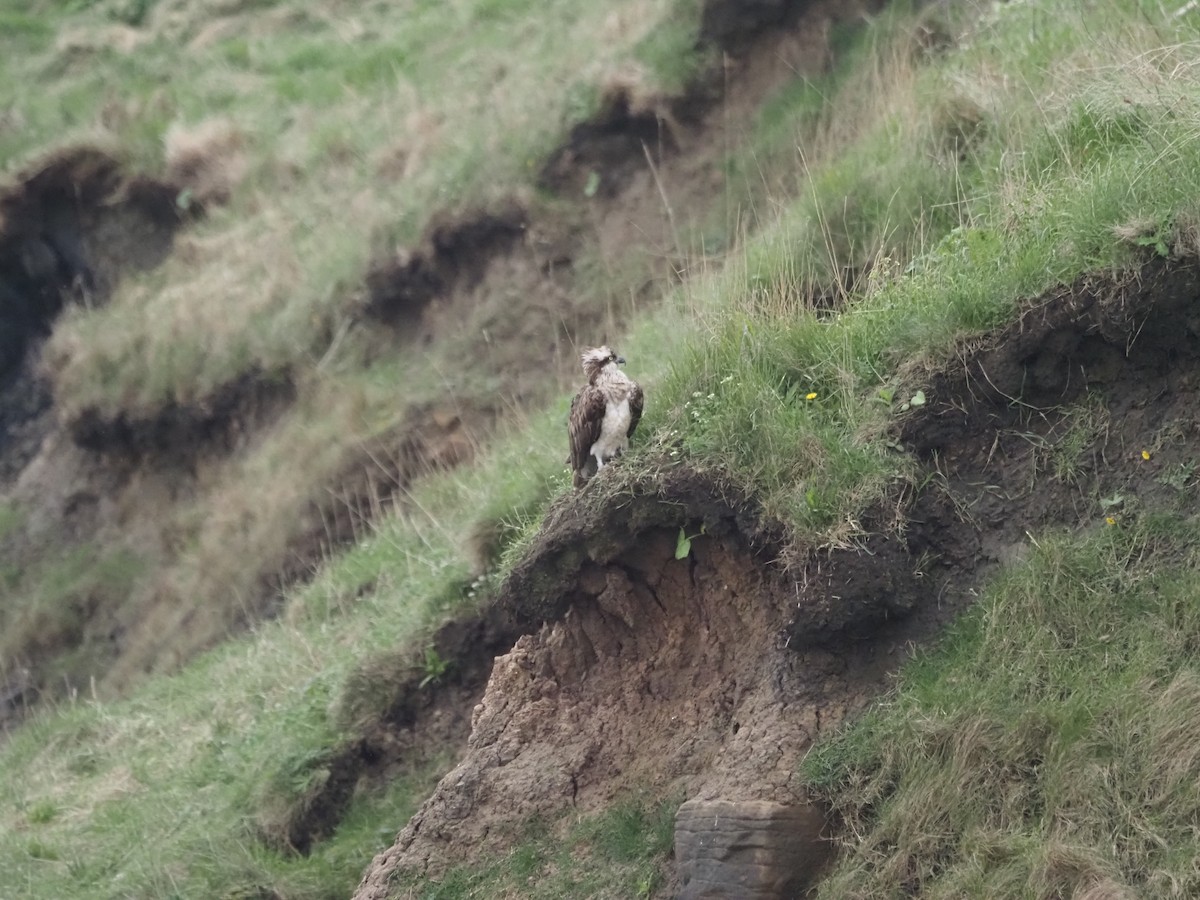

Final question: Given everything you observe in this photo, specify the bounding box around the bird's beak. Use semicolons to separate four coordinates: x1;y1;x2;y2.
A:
616;356;626;365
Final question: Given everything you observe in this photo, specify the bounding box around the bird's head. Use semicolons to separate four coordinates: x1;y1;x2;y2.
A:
580;345;624;382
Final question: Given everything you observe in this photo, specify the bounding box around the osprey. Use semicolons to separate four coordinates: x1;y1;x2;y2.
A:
569;345;644;488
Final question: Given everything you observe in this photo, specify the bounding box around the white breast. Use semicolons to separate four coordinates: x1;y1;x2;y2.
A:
591;396;631;461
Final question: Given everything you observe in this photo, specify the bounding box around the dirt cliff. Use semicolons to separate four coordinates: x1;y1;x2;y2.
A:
356;257;1200;893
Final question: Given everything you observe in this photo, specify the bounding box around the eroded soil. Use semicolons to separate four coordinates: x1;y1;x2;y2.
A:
350;258;1200;895
0;0;879;714
0;147;186;480
351;459;915;896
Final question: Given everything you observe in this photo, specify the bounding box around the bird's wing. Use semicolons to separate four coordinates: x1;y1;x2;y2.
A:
569;385;606;471
627;382;644;438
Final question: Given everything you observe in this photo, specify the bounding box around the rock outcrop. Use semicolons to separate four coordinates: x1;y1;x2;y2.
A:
675;798;834;899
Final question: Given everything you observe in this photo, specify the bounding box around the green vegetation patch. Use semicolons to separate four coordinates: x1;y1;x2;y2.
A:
395;792;678;900
0;624;447;899
645;0;1200;539
0;543;146;686
805;515;1200;898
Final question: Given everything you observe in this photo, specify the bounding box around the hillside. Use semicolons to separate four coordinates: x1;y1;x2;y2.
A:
6;0;1200;898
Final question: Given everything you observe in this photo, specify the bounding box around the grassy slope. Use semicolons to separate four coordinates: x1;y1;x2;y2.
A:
392;0;1200;894
8;0;702;417
806;517;1200;898
0;0;708;693
6;0;1200;898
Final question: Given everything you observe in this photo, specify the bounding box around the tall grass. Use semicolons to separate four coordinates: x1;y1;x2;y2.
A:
805;516;1200;898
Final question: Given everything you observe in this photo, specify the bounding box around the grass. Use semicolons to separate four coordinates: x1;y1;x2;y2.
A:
804;515;1200;898
5;0;1200;898
1044;394;1113;486
640;0;1200;538
0;543;145;689
391;792;679;900
0;525;461;898
16;0;706;420
0;0;711;695
0;387;572;897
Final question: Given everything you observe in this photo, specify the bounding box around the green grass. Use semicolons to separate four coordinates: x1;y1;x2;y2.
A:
804;516;1200;898
6;0;1200;898
394;792;678;900
0;543;146;687
0;562;456;899
7;0;696;419
631;0;709;93
637;0;1200;536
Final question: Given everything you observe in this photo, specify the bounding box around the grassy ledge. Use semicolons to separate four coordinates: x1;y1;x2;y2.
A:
392;793;679;900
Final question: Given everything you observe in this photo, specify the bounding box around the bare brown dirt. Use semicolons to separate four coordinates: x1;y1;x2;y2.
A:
362;203;529;332
349;257;1200;895
352;463;909;896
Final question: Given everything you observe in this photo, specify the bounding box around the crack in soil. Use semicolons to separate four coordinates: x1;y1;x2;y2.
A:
362;203;528;329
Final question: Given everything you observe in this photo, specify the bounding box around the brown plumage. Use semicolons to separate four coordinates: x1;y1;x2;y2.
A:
568;345;643;488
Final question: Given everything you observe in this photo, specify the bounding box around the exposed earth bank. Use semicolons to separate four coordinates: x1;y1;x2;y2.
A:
354;257;1200;895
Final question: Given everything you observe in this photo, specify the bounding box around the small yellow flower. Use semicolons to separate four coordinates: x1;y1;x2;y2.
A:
805;392;818;401
1105;516;1117;526
1141;449;1151;461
